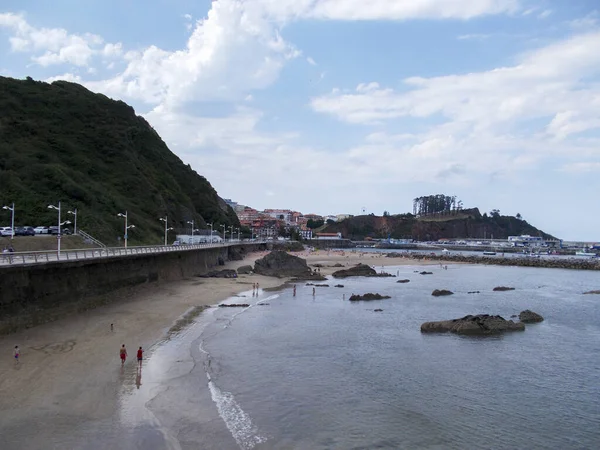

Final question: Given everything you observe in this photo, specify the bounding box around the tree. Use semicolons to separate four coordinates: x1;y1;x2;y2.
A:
516;213;522;220
490;209;500;218
383;210;390;217
326;219;335;225
306;219;324;229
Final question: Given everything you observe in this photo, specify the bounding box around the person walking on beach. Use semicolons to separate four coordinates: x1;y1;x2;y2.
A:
137;347;144;367
119;344;127;365
312;287;316;297
14;345;19;364
293;285;297;297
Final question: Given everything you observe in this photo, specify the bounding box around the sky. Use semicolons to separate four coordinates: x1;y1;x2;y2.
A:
1;1;599;241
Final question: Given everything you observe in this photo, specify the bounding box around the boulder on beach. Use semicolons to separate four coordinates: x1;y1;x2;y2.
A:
306;283;329;287
397;279;410;283
349;293;391;301
420;271;433;275
332;263;393;279
431;289;454;297
583;290;600;295
374;309;383;312
253;251;312;278
331;263;344;267
334;284;344;288
421;314;525;335
237;265;253;275
468;291;481;294
519;310;544;323
493;286;516;291
219;303;250;308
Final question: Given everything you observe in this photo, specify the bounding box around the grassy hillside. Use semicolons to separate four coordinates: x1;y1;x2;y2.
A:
0;76;239;245
323;208;557;241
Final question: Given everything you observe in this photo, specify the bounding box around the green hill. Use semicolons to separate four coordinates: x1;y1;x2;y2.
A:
322;208;557;241
0;76;239;245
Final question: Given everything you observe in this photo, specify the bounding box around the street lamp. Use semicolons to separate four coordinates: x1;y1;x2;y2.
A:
48;202;62;256
187;220;194;236
2;203;14;240
237;228;241;241
208;223;213;243
220;224;226;242
67;208;78;235
159;216;169;246
117;211;130;248
229;226;234;241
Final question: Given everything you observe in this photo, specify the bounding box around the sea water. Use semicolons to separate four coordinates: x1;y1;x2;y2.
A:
197;264;600;449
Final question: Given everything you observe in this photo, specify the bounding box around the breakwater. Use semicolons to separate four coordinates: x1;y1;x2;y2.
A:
0;244;263;334
387;252;600;271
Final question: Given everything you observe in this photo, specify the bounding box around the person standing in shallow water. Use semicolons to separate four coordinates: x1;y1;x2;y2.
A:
137;347;144;367
120;344;127;365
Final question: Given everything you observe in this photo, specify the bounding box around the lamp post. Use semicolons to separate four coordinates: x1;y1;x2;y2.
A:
208;223;213;243
117;211;129;248
48;202;62;256
220;224;226;242
237;228;241;241
67;208;78;235
187;220;194;236
2;203;14;240
159;216;169;246
229;226;234;241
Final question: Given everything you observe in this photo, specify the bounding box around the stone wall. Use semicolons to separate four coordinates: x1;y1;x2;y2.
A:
305;239;355;249
0;244;262;334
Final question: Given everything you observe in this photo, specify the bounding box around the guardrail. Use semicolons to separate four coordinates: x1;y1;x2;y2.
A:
0;240;269;266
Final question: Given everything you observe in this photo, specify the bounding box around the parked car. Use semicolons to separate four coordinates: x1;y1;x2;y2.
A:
14;226;35;236
0;227;14;237
49;226;72;235
34;226;50;234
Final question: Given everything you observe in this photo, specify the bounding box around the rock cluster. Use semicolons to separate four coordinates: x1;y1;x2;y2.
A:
519;310;544;323
584;290;600;294
431;289;454;297
237;265;253;275
420;271;433;275
493;286;515;291
348;293;391;301
253;251;312;278
421;314;525;335
199;269;237;278
397;279;410;283
219;303;250;308
332;264;394;279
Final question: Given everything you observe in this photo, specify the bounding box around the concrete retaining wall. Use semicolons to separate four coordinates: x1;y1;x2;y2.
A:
0;244;262;334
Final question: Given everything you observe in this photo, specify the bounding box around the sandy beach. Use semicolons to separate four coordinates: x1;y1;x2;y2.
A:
0;249;432;449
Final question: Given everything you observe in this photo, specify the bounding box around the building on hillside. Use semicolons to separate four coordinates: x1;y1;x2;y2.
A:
336;214;352;221
316;232;342;240
304;213;324;222
508;235;545;246
300;229;313;240
325;215;338;222
263;209;293;224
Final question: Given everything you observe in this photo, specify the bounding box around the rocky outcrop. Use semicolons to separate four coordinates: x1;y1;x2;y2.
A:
374;309;383;312
519;310;544;323
493;286;515;291
334;284;344;288
420;271;433;275
584;290;600;294
219;303;250;308
237;265;253;275
269;241;304;252
421;314;525;335
332;263;394;279
254;251;312;278
349;293;391;301
397;279;410;283
199;269;237;278
432;289;454;297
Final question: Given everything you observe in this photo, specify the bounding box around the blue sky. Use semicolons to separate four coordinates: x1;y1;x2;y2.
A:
1;1;599;240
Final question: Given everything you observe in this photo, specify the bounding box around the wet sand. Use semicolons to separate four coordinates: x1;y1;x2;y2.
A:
0;250;431;449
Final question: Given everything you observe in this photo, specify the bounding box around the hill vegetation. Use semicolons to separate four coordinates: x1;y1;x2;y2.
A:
322;208;556;241
0;76;239;245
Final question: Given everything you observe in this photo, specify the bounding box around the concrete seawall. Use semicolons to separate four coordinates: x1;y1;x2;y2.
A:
0;244;263;334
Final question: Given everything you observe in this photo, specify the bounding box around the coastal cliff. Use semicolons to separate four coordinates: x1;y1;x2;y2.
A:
322;208;555;241
0;76;239;245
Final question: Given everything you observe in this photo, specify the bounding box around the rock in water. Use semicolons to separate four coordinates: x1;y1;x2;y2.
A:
237;265;253;275
519;310;544;323
420;271;433;275
420;314;525;335
332;264;393;279
583;290;600;295
431;289;454;297
493;286;515;291
253;251;312;278
349;293;391;301
397;279;410;283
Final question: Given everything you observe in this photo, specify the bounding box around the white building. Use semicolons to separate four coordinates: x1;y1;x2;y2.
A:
316;232;343;240
508;235;545;246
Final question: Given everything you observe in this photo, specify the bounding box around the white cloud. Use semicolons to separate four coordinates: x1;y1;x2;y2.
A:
307;56;316;66
562;162;600;173
0;12;122;67
569;12;599;30
457;33;491;40
254;0;521;22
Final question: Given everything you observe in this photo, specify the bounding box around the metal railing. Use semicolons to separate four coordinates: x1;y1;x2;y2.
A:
78;229;107;248
0;240;268;267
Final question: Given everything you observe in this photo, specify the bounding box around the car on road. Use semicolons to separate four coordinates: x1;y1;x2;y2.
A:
0;227;14;237
14;226;35;236
34;226;50;234
49;226;72;235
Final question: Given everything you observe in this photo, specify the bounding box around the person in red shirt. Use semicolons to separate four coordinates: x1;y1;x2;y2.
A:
137;347;144;367
119;344;127;365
